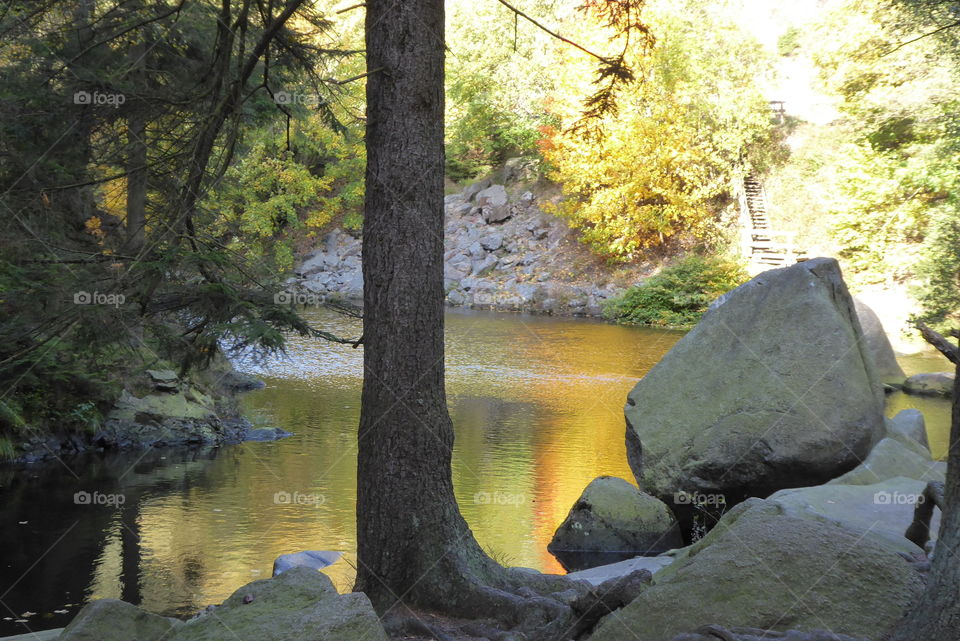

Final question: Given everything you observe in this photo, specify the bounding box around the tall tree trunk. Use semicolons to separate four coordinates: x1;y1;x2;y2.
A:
354;1;590;637
125;38;147;254
889;326;960;640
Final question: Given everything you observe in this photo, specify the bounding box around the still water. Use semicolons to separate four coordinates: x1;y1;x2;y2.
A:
0;308;950;636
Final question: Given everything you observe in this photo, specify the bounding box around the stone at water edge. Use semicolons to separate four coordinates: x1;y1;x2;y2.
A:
273;550;342;576
169;566;388;641
587;499;924;641
903;372;955;398
548;476;682;572
853;297;906;385
624;258;886;525
59;599;181;641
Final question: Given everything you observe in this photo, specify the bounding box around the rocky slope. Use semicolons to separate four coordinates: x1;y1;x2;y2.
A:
291;179;650;316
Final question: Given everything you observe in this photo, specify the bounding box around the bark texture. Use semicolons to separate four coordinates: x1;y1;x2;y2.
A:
354;2;594;637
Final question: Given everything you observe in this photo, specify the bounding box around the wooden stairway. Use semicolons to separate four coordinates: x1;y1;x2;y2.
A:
741;175;806;272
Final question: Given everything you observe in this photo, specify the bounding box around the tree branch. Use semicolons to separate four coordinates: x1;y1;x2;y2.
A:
916;322;960;365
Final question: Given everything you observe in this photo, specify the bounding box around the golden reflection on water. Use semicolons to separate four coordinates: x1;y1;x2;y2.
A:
118;309;682;606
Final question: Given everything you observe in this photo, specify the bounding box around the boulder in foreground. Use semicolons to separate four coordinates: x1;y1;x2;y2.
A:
624;258;886;523
587;499;924;641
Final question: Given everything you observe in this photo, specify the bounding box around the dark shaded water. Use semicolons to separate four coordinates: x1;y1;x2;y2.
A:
0;308;951;636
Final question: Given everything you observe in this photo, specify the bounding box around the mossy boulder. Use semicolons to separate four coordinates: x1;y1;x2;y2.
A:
548;476;682;571
624;259;885;524
59;599;181;641
588;499;924;641
170;567;387;641
59;568;388;641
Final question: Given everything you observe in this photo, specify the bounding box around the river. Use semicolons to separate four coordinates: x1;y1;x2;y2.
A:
0;308;951;635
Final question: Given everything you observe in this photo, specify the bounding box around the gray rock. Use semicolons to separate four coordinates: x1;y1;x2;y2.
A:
480;233;504;251
444;264;467;282
451;202;472;216
60;599;181;641
1;629;64;641
588;499;924;641
770;477;940;557
904;372;955;397
340;272;363;297
549;477;682;571
476;184;511;223
272;550;342;576
171;567;388;641
566;555;676;587
447;289;467;306
462;178;493;202
886;408;929;450
516;283;540;304
323;230;342;254
669;628;868;641
471;255;498;276
146;369;179;392
468;241;486;259
520;190;535;204
828;436;943;486
853;298;906;384
625;259;885;519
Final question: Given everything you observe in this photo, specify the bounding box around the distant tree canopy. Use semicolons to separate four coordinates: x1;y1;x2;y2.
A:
814;0;960;327
541;0;780;260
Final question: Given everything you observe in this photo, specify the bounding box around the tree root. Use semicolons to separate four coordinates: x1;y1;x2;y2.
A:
378;550;652;641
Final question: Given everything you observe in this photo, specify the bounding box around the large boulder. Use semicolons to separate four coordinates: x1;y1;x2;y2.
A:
853;297;906;385
587;499;925;641
624;258;886;524
548;477;682;571
903;372;955;398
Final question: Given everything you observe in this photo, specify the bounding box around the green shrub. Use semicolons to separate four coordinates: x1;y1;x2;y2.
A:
604;256;748;328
